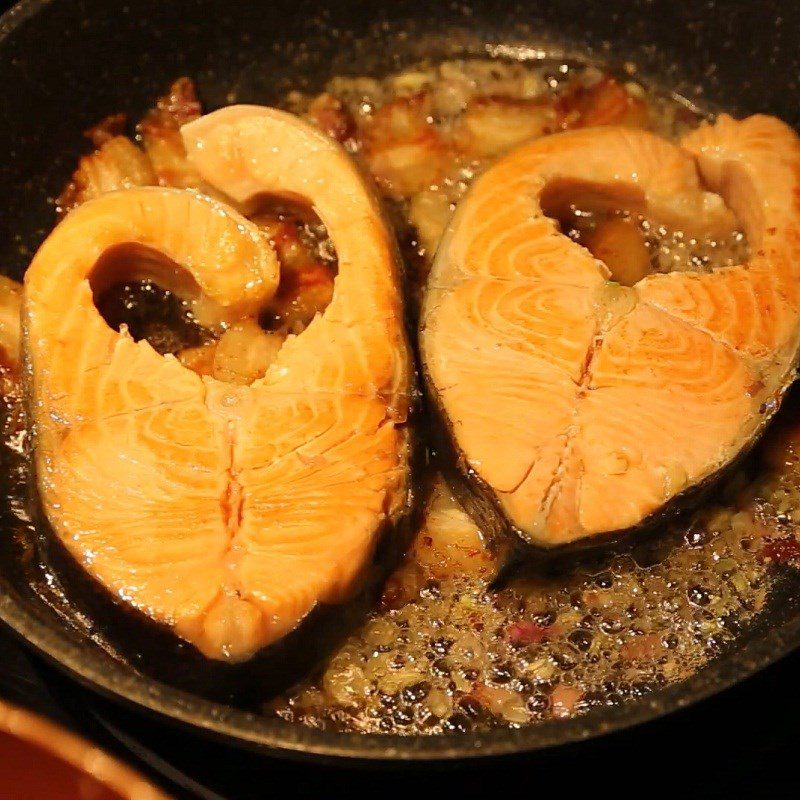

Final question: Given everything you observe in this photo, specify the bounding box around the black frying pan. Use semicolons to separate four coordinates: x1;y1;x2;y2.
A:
1;0;800;762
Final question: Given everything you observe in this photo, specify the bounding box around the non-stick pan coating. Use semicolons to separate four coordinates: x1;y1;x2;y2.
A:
1;0;800;761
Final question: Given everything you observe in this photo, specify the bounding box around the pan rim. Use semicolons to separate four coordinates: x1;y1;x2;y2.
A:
1;0;800;762
2;580;799;762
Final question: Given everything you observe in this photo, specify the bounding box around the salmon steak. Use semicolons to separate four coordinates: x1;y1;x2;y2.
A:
23;106;413;661
421;115;800;548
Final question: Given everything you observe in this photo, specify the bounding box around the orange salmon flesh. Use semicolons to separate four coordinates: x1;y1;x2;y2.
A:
23;107;413;661
421;116;800;547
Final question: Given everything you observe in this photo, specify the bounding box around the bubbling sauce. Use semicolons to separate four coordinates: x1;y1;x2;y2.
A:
3;57;799;736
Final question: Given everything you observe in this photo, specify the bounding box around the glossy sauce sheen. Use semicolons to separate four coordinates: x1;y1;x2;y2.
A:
10;60;800;735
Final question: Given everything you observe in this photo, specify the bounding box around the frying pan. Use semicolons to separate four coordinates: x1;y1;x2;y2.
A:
1;0;800;762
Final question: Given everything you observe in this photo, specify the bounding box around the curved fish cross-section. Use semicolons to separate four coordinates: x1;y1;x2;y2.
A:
421;116;800;549
24;107;414;662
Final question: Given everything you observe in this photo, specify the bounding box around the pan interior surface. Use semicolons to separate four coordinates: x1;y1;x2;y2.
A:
2;0;800;760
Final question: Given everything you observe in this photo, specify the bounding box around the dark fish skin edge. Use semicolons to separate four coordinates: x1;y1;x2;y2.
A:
25;457;421;704
420;353;796;577
21;396;424;702
19;277;425;705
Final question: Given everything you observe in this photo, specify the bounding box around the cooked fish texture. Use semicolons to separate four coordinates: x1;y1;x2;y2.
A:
24;107;412;661
421;116;800;548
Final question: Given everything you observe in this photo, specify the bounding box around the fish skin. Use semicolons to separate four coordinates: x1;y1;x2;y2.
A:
24;108;414;662
422;118;800;549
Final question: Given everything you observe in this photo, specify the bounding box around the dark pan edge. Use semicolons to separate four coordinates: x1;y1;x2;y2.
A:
2;0;800;763
2;563;800;762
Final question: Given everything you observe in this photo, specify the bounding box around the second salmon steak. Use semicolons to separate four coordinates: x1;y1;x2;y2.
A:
421;115;800;549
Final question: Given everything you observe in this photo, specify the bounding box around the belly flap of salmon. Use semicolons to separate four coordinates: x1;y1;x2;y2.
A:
421;117;800;550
